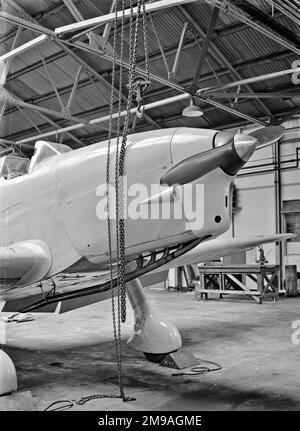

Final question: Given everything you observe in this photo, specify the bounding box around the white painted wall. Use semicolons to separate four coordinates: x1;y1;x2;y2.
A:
168;119;300;287
280;120;300;268
233;118;300;270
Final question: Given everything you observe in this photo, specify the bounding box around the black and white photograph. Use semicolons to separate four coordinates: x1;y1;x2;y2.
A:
0;0;299;424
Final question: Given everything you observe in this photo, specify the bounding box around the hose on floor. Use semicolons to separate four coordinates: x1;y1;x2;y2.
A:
171;358;222;376
44;393;136;411
43;358;222;410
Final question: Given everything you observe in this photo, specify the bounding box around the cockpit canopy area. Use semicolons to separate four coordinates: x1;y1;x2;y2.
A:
28;141;72;172
0;141;72;180
0;155;30;180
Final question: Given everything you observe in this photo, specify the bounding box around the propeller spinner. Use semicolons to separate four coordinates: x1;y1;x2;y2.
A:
160;125;285;186
161;132;257;186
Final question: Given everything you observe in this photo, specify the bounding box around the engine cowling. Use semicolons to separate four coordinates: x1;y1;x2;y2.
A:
0;240;52;288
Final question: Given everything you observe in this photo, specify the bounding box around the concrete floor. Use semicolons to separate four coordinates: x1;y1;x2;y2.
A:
1;288;300;411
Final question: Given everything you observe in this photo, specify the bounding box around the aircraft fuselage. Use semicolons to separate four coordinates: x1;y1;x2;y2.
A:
0;128;235;278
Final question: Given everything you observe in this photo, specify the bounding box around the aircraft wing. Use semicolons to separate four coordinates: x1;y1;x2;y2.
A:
0;234;293;314
159;234;294;270
0;240;52;290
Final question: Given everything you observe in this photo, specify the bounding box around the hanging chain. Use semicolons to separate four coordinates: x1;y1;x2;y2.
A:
142;0;151;82
106;0;125;401
76;393;136;405
118;0;143;324
114;0;127;399
105;0;150;402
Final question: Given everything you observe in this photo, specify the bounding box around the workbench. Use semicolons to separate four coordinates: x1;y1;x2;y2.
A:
195;264;279;303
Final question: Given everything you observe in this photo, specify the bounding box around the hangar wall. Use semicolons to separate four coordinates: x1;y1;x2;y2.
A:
233;118;300;271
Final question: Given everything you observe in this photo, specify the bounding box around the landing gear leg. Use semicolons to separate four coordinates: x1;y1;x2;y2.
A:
126;278;182;362
0;349;17;396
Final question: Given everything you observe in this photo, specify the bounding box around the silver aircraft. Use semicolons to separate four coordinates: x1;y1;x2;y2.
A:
0;126;291;394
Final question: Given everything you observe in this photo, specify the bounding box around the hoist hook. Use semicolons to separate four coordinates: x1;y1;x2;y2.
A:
127;76;151;121
136;103;145;119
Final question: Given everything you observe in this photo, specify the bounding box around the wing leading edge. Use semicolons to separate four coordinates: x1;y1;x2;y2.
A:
159;234;294;270
0;234;293;314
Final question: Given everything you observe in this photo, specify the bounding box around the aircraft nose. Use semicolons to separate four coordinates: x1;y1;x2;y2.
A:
219;133;257;176
160;131;258;186
233;133;257;162
214;131;235;148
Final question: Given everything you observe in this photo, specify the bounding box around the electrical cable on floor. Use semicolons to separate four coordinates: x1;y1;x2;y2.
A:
43;358;221;410
44;393;136;411
44;400;74;411
171;358;222;377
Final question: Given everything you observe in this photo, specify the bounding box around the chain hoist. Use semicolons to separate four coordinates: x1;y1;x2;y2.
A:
106;0;124;401
130;0;151;120
105;0;150;403
118;0;143;327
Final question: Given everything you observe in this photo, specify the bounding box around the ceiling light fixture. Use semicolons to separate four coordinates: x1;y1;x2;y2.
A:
182;97;204;117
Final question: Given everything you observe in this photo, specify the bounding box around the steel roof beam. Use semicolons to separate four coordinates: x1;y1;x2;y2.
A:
0;0;160;131
0;102;6;124
3;53;293;126
212;110;300;131
0;10;282;124
209;92;300;99
272;106;300;125
43;105;299;145
64;65;83;115
62;0;84;22
0;26;23;83
5;41;293;95
9;99;299;146
209;0;300;56
1;27;266;128
198;66;300;95
0;138;16;146
66;39;275;125
0;3;282;48
15;93;191;145
55;41;162;129
13;82;274;145
0;34;47;62
264;0;300;27
0;25;23;129
0;2;292;88
102;0;118;40
195;96;267;126
0;7;109;95
0;86;107;130
10;84;296;127
1;0;296;135
60;0;161;130
0;90;84;147
54;0;199;35
179;6;272;117
0;11;55;36
150;107;298;130
147;80;300;106
229;0;300;48
171;22;189;81
1;38;161;131
189;7;220;92
33;111;84;147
